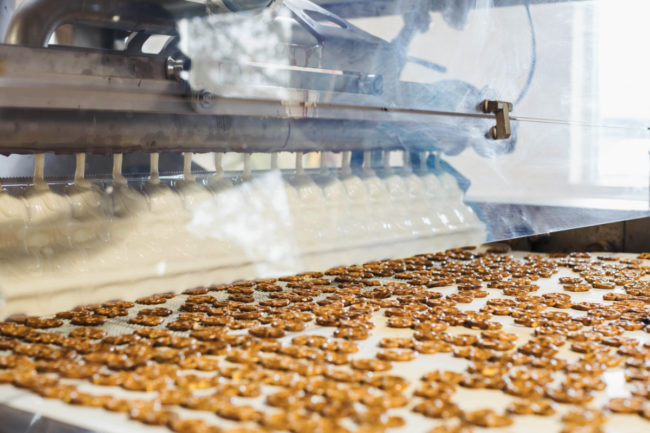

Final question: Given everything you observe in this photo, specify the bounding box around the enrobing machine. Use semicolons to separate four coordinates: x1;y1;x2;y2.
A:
0;0;648;314
1;0;648;315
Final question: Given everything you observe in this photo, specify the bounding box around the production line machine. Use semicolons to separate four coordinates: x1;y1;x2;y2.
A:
0;1;649;432
0;0;528;316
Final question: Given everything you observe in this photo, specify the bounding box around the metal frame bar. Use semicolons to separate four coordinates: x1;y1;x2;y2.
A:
0;108;493;155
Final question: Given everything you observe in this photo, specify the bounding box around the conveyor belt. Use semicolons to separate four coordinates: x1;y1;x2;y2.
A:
0;248;649;433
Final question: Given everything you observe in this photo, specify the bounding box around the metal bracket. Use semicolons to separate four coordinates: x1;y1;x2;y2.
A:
482;99;513;139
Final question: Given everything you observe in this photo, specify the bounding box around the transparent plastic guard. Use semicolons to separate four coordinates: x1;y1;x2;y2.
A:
179;0;650;232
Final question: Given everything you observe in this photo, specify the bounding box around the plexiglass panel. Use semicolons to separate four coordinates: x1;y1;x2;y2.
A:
179;0;650;222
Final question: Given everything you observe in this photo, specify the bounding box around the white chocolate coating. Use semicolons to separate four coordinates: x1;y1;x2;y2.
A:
0;169;484;317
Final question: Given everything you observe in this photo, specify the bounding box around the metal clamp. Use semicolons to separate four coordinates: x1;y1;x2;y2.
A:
482;99;513;139
166;57;189;82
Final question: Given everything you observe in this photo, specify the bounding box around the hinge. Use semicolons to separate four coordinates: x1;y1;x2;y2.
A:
482;99;513;140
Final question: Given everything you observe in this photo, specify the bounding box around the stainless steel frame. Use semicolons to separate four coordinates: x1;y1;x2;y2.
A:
0;42;505;155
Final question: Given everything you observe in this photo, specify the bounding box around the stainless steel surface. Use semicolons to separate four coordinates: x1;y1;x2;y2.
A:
0;404;95;433
2;108;486;154
475;202;650;245
166;56;188;81
4;0;176;47
3;0;274;47
499;215;650;253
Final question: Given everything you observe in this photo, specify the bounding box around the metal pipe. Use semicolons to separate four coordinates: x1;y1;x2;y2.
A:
4;0;175;46
3;0;275;46
0;109;468;155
